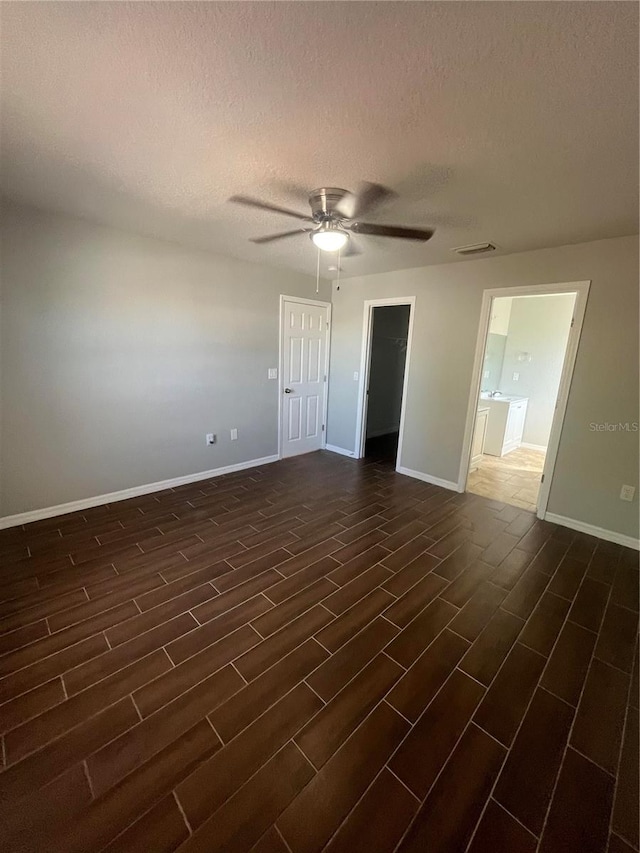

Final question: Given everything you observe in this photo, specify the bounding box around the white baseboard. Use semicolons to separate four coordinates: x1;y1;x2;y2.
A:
0;454;280;531
502;439;523;456
325;444;356;458
521;442;548;453
544;512;639;551
396;466;462;493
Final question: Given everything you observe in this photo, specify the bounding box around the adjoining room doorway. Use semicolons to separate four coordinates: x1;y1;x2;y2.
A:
355;297;415;467
459;282;590;517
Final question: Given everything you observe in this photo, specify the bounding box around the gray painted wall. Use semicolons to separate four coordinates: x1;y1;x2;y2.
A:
326;235;639;539
0;202;330;516
366;305;410;438
499;293;575;448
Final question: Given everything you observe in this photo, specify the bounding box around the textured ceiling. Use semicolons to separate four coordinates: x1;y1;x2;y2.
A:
1;1;638;277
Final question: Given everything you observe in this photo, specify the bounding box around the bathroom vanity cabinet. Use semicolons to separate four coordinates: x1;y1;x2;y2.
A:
483;397;529;457
470;406;490;471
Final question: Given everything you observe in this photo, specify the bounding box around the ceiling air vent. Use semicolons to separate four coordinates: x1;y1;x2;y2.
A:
452;242;497;256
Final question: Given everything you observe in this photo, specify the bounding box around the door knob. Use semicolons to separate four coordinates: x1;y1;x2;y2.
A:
284;388;293;394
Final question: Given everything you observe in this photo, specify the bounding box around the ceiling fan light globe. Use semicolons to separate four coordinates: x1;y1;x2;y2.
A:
311;229;349;252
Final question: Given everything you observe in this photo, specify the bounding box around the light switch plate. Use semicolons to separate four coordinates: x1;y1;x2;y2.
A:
230;428;238;441
268;368;278;380
620;484;635;502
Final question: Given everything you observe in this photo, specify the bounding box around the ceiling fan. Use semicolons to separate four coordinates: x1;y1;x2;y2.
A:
229;183;435;255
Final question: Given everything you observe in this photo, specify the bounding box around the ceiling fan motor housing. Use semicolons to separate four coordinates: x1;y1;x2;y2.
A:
308;188;349;221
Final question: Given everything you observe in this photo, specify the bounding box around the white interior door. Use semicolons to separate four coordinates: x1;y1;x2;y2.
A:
280;298;329;458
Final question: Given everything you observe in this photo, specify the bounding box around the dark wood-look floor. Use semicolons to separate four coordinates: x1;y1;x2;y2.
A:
0;452;638;853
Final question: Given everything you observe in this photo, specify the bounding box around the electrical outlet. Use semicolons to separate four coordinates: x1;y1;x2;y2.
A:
512;372;519;381
620;484;635;502
206;433;216;446
268;368;278;380
483;370;490;379
353;371;359;381
230;428;238;441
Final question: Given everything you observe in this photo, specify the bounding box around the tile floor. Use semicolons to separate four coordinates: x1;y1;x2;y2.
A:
0;451;637;852
468;447;547;512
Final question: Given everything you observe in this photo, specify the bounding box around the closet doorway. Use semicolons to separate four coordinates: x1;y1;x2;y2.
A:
354;298;415;467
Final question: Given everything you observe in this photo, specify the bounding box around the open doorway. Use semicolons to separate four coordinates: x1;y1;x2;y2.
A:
364;305;411;463
355;298;415;467
461;283;589;515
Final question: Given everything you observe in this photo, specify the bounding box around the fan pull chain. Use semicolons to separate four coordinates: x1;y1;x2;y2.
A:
315;246;320;294
336;246;341;291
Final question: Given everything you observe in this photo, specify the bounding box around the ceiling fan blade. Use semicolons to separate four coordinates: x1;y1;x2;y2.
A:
229;195;312;222
250;229;312;244
349;222;435;242
334;182;395;220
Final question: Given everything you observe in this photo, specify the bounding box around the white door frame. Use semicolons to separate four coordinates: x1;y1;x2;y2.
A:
457;280;591;518
354;296;416;468
278;295;332;460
